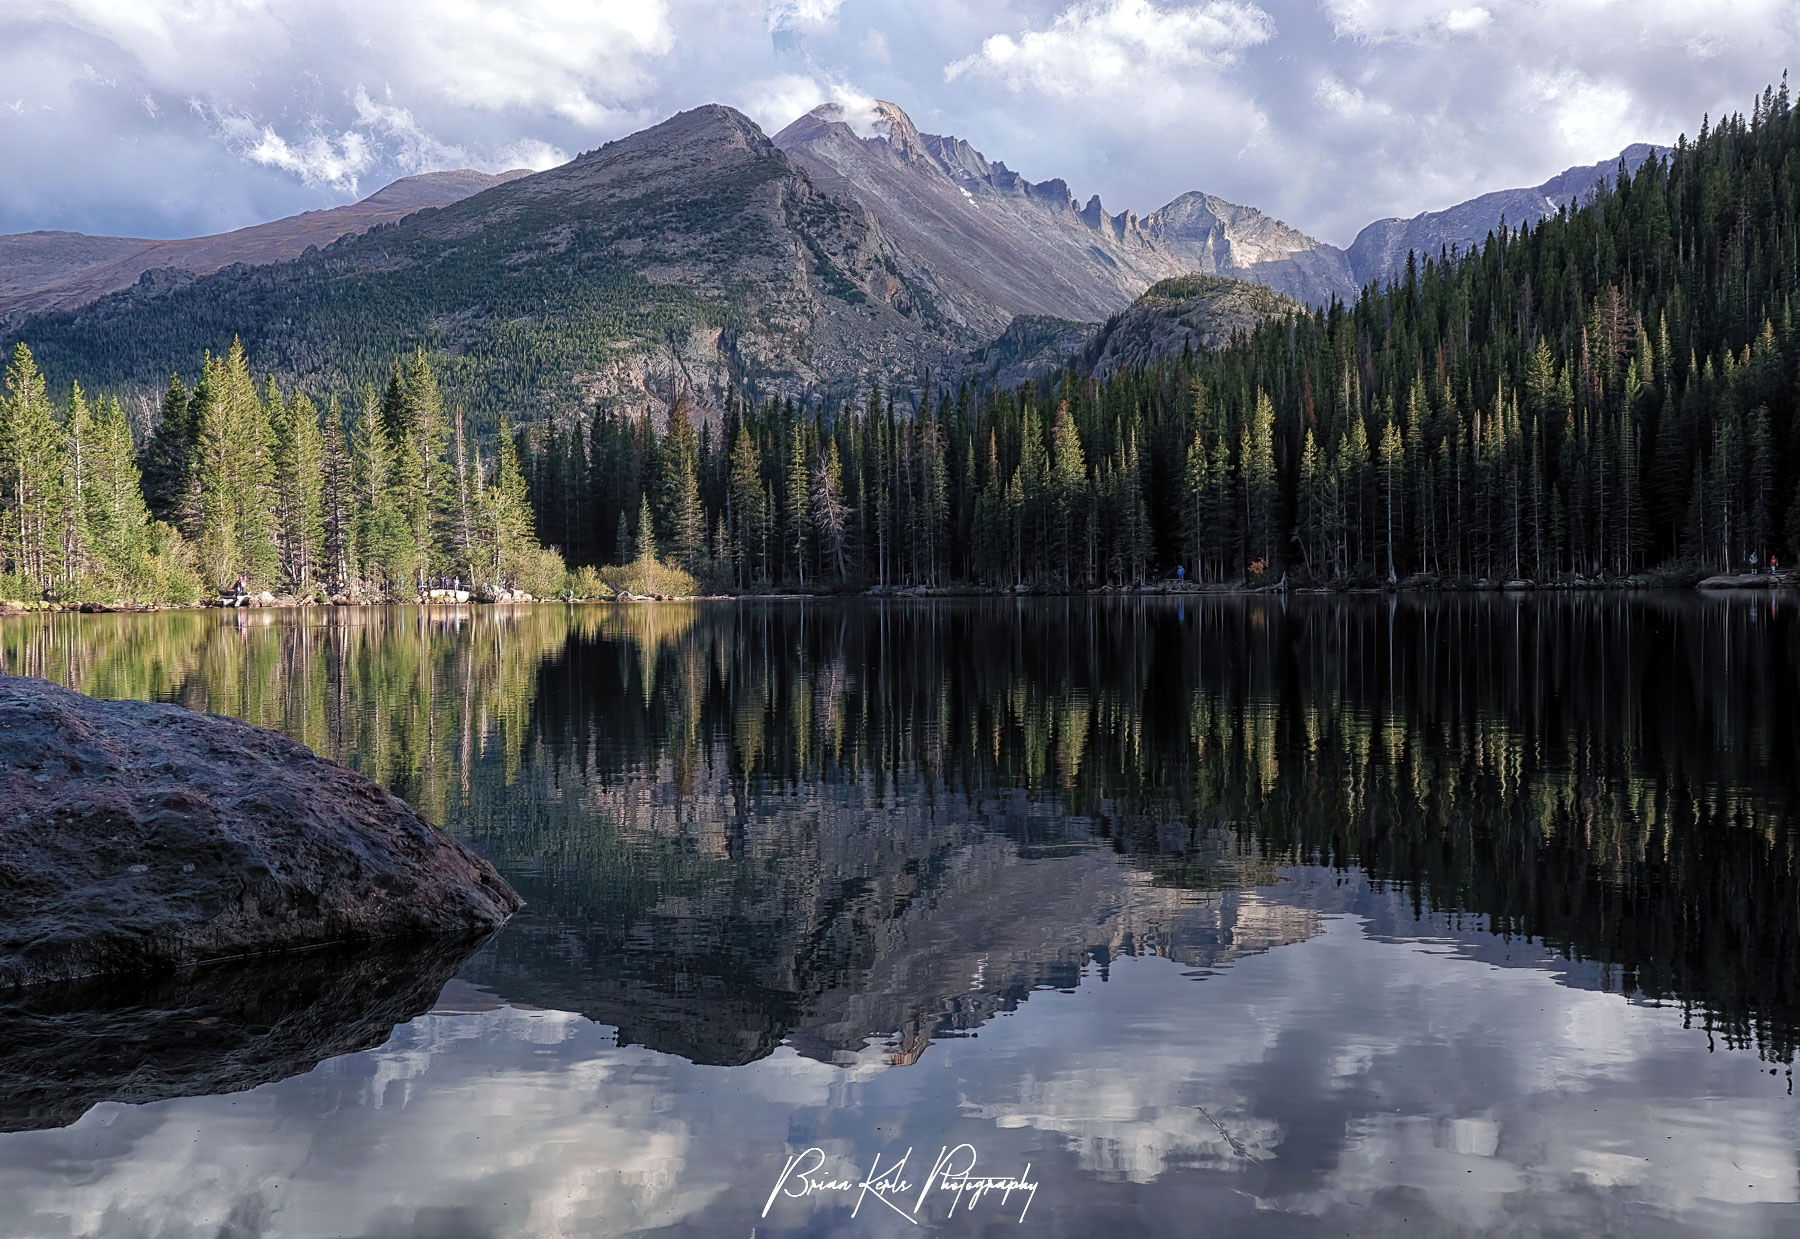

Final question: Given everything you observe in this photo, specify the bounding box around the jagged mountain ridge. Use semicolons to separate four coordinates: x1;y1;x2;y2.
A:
0;168;533;323
775;100;1358;316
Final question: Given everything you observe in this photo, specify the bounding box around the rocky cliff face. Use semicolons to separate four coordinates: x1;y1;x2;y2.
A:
0;169;531;323
1345;143;1667;288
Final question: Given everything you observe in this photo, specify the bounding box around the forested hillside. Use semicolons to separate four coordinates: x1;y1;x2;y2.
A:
0;341;559;603
3;84;1799;601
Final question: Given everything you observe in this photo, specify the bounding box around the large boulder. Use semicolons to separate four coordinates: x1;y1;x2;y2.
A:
0;675;521;989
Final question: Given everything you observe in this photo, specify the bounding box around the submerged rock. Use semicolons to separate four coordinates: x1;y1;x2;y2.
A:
0;675;521;989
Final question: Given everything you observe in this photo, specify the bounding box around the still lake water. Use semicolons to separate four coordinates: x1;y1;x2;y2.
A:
1;595;1798;1237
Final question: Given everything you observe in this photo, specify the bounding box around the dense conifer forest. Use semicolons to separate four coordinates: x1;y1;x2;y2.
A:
3;83;1799;602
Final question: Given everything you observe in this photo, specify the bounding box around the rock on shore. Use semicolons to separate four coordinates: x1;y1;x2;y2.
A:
0;675;521;989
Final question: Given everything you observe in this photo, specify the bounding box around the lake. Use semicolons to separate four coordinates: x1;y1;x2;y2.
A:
1;595;1797;1237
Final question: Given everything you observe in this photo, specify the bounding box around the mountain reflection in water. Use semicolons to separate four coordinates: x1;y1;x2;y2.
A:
0;595;1796;1237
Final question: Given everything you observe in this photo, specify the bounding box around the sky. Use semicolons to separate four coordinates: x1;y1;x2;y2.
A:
3;0;1797;248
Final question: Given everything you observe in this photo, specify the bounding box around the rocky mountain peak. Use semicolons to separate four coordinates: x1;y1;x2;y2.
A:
573;103;774;171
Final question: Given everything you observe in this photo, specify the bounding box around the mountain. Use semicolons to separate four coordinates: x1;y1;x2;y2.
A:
967;274;1302;389
774;100;1358;319
6;106;980;427
1146;192;1357;305
774;101;1181;332
0;169;532;322
4;97;1665;425
779;100;1665;319
1344;144;1668;287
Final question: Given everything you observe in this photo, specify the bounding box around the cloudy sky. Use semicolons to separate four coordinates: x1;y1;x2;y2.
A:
3;0;1796;247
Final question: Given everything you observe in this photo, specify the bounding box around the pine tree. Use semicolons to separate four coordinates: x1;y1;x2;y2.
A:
0;344;66;591
320;396;354;593
1048;400;1088;587
633;493;657;562
59;382;94;589
141;373;194;525
727;424;767;586
478;415;536;590
351;386;407;596
813;437;851;582
786;418;811;587
192;341;278;591
83;396;152;598
1379;411;1405;583
271;387;325;593
449;408;476;581
660;398;707;573
1243;390;1278;577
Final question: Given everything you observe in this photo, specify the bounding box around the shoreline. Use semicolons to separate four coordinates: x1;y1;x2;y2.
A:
1;572;1790;615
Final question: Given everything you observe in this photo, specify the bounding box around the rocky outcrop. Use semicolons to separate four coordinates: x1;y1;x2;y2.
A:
0;675;520;989
1082;275;1302;378
961;275;1302;387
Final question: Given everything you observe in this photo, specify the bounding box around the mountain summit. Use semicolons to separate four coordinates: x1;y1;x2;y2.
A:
774;100;1357;323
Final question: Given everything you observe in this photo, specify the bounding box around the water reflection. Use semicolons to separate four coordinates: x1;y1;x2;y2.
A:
2;595;1798;1235
0;938;483;1133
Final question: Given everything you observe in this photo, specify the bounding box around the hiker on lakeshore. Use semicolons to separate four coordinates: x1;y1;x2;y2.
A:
1751;552;1760;575
233;575;248;606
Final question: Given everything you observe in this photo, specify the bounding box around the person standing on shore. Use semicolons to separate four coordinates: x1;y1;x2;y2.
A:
233;575;248;607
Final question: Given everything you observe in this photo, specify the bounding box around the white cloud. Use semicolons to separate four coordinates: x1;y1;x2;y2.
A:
12;0;677;189
352;86;476;175
1443;6;1492;34
202;107;374;192
245;128;372;191
737;73;883;137
766;0;848;34
944;0;1275;99
497;137;570;171
1323;0;1792;47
